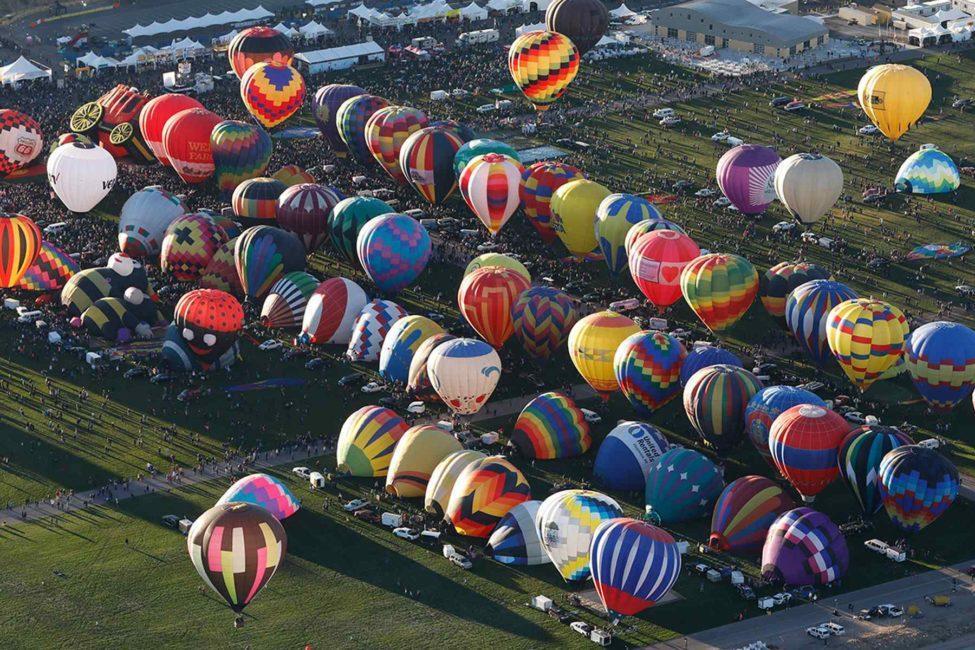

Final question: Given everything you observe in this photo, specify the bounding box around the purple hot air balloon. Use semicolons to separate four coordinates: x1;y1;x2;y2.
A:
761;507;849;586
715;144;781;215
312;84;365;158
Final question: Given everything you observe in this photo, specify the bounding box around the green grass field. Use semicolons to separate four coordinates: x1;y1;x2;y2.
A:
2;49;975;647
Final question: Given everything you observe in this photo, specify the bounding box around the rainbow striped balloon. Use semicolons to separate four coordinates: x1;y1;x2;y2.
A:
512;286;579;360
681;253;759;332
240;62;306;129
446;456;532;538
520;161;585;243
826;298;908;392
614;330;687;415
709;475;795;555
337;406;410;477
210;120;273;199
510;391;591;459
459;153;525;237
365;105;428;183
508;30;579;111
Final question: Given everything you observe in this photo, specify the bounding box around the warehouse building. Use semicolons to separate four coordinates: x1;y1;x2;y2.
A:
293;41;385;74
650;0;829;57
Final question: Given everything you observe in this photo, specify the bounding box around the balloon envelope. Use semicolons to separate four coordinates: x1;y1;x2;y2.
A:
520;161;585;243
425;450;486;515
174;289;244;365
786;279;858;366
510;392;591;459
234;225;306;300
446;456;531;538
857;64;931;141
537;490;623;582
240;62;306;129
680;253;758;332
138;94;203;166
593;422;669;491
895;144;960;194
162;108;222;184
337;94;390;164
0;109;43;174
459;153;524;236
379;315;444;384
118;186;186;258
904;321;975;410
0;213;42;288
761;508;848;586
260;271;318;329
595;193;660;275
328;196;392;265
227;26;293;78
399;126;464;205
568;311;640;397
454;139;521;179
337;406;410;477
745;386;826;465
300;277;368;345
427;338;502;415
217;473;300;520
161;213;228;282
628;230;700;308
759;262;831;321
47;142;117;213
879;445;958;533
508;30;579;111
645;447;724;523
457;266;530;348
614;330;687;415
365;105;429;183
386;425;464;498
679;346;742;386
837;425;913;515
826;298;908;392
774;153;843;225
683;364;763;452
313;84;364;156
210;120;273;200
551;179;611;259
356;213;431;294
715;144;780;214
277;183;342;252
545;0;609;55
485;501;548;566
769;404;850;502
512;286;578;360
710;476;795;555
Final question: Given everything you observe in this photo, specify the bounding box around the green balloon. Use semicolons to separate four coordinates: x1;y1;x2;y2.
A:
453;139;521;178
328;197;393;265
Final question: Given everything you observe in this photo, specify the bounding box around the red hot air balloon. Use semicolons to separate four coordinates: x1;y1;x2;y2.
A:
769;404;851;502
227;26;294;79
458;267;530;349
276;183;342;252
138;94;204;167
162;108;222;184
628;230;700;309
0;213;42;288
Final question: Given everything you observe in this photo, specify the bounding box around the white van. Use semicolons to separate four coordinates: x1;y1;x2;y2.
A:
429;90;449;101
43;222;69;235
609;298;641;312
476;104;496;114
579;408;601;424
407;401;426;415
309;472;325;489
437;420;455;432
381;512;405;528
17;310;42;323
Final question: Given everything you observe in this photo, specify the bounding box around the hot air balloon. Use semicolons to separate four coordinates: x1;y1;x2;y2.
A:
709;476;795;555
785;279;859;366
614;330;687;416
174;289;244;367
386;425;464;498
857;64;931;141
545;0;610;55
228;25;293;78
679;346;743;386
425;450;486;516
769;404;850;502
761;508;848;586
81;294;162;342
328;196;392;266
520;161;585;243
312;84;364;157
117;186;186;258
838;425;913;516
347;299;408;363
512;286;578;360
357;213;431;294
0;213;42;288
300;277;367;345
464;253;531;283
485;501;548;566
199;238;243;296
458;266;530;349
271;164;314;187
745;386;827;465
46;142;117;213
60;254;151;317
624;219;685;258
210;120;273;199
537;490;623;582
593;421;669;491
240;62;305;129
459;153;525;237
187;502;286;616
408;333;456;399
590;518;681;617
0;109;43;174
774;153;843;225
508;31;580;111
510;392;591;459
162;108;222;184
715;144;781;214
337;94;390;164
276;183;341;252
365;105;429;183
217;473;300;521
427;338;502;415
759;262;832;322
895;144;960;194
879;445;958;533
551;178;611;260
260;271;318;329
568;310;640;398
683;364;763;452
453;139;521;179
399;126;464;205
446;456;532;538
15;240;78;292
681;253;758;332
234;226;306;300
379;315;444;384
161;213;228;282
595;193;661;275
645;447;724;523
337;406;410;477
826;298;908;392
904;321;975;410
429;119;475;144
138;94;203;167
232;177;287;225
628;230;700;309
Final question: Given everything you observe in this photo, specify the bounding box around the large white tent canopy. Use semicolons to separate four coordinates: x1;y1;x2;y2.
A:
0;56;52;85
123;6;274;38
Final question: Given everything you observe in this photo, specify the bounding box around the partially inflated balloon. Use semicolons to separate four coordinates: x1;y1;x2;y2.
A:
485;501;548;566
596;193;660;275
228;26;293;78
210;120;273;199
769;405;850;502
551;179;611;259
357;213;431;294
761;508;848;586
379;315;444;384
328;196;392;265
715;144;781;215
240;62;306;129
337;94;389;164
710;476;795;555
365;105;428;183
785;280;858;366
408;333;456;399
537;490;622;582
879;445;958;533
774;153;843;225
161;213;228;281
300;277;367;345
386;425;464;498
187;503;286;613
759;262;831;322
446;456;531;538
47;142;117;213
614;330;687;415
745;385;826;465
174;289;244;365
458;267;530;349
593;422;669;491
399;126;464;205
0;213;41;288
200;238;243;296
679;346;742;387
894;144;960;195
454;139;521;179
260;271;318;329
683;364;763;452
857;64;931;141
681;253;758;332
520;161;585;243
624;219;685;258
545;0;609;55
425;450;486;516
512;286;578;360
628;230;700;308
232;177;287;225
905;321;975;410
313;84;364;157
568;311;640;398
277;183;341;252
427;338;501;416
138;94;203;167
217;473;300;521
271;164;314;187
118;186;186;258
645;448;724;523
826;298;908;392
346;299;408;363
15;240;78;292
508;31;579;112
337;406;409;477
510;392;591;459
459;153;525;237
162;108;222;184
234;226;306;300
838;425;913;516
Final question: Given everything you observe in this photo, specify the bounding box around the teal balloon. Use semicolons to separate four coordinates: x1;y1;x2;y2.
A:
453;139;520;178
328;197;393;266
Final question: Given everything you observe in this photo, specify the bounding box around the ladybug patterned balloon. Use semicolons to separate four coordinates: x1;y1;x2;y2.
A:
174;289;244;366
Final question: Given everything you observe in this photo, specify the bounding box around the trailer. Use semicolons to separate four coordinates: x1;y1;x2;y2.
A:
458;29;499;46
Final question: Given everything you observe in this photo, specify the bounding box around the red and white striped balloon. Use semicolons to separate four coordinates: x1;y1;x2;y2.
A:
459;153;524;237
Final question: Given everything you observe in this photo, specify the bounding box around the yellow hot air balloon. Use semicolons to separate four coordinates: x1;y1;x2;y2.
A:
386;425;464;498
551;179;611;260
464;253;531;283
567;310;640;399
857;64;931;141
826;298;909;393
508;31;580;112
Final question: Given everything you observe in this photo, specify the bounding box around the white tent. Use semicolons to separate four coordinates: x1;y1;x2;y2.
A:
348;3;378;20
593;35;620;48
123;6;274;38
488;0;522;11
116;47;159;67
273;23;300;38
213;29;239;45
299;21;334;38
76;52;119;69
609;3;635;18
168;37;207;57
0;56;52;86
515;21;545;35
306;0;343;6
460;1;489;19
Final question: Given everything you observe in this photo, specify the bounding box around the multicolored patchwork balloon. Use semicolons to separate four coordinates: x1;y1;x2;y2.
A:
232;177;287;225
838;425;914;516
217;473;300;521
537;490;623;582
761;508;848;586
210;120;273;199
512;286;579;360
337;94;390;164
508;30;580;112
346;299;408;363
233;225;306;300
356;213;431;294
0;212;42;286
614;330;687;415
904;321;975;410
759;261;831;322
16;240;78;292
446;456;532;538
328;196;392;266
879;445;958;533
161;213;228;282
240;62;306;129
681;253;758;332
312;84;364;157
826;298;909;392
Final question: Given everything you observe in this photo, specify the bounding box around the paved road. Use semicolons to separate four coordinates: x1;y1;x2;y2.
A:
647;560;975;649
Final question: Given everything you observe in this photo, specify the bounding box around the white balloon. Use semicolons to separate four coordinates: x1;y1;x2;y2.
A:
47;142;117;213
773;153;843;225
535;489;622;582
118;186;186;257
426;338;501;416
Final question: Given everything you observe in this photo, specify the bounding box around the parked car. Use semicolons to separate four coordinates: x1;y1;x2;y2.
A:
123;367;146;379
476;242;499;252
694;188;716;198
737;585;756;600
570;621;593;637
353;509;380;523
712;197;731;208
652;107;676;118
338;373;362;387
771;592;792;606
710;131;730;142
783;100;805;112
305;357;325;371
361;381;383;394
292;466;311;479
772;221;796;233
393;527;420;541
806;626;830;639
580;408;601;424
843;411;866;424
343;499;369;512
149;373;174;384
660;115;682;126
258;339;282;351
162;514;181;529
769;96;792;107
448;553;473;569
858;124;879;135
824;622;845;635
